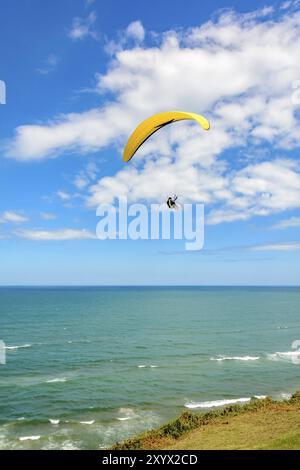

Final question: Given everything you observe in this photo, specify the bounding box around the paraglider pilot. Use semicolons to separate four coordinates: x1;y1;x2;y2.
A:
166;195;178;210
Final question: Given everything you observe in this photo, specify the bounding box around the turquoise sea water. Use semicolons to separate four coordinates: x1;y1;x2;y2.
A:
1;286;300;449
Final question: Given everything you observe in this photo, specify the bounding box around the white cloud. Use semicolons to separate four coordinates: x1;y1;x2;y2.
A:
0;211;29;224
271;216;300;229
5;107;132;161
74;175;89;190
7;6;300;160
37;54;59;75
126;21;145;42
40;212;57;221
16;228;96;241
73;161;98;189
104;20;145;55
5;4;300;225
280;0;300;11
68;11;98;41
88;157;300;226
281;1;293;10
57;190;71;201
251;241;300;251
207;159;300;224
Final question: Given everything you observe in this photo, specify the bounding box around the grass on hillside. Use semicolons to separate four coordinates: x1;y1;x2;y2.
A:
111;392;300;450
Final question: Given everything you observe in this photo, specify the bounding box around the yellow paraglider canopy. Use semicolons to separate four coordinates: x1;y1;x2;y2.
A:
123;111;210;162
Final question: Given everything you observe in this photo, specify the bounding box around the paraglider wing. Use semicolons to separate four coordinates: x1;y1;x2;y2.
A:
123;111;210;162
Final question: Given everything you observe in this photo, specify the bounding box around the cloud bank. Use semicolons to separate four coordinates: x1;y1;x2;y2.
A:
16;228;96;241
4;3;300;224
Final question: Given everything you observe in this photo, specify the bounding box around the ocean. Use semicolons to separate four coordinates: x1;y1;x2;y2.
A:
0;286;300;449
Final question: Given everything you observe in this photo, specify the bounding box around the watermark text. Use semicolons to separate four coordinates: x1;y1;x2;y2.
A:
0;340;6;365
0;80;6;105
96;197;204;251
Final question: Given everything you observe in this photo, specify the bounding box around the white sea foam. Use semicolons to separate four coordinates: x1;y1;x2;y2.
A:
46;378;67;383
79;420;95;425
267;351;300;362
280;392;292;400
19;435;40;441
2;344;32;350
117;408;137;421
49;419;60;425
210;355;260;362
137;364;158;368
185;395;266;409
185;397;250;409
43;439;79;450
118;407;135;414
98;410;161;449
61;440;79;450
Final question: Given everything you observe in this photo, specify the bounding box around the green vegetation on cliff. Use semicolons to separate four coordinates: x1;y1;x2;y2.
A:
111;392;300;450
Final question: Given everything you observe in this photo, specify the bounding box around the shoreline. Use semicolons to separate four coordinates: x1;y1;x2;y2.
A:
111;392;300;450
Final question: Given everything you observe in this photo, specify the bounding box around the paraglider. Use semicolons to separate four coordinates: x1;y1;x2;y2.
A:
122;111;210;209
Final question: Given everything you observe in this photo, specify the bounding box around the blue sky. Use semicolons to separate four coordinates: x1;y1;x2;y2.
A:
1;0;300;285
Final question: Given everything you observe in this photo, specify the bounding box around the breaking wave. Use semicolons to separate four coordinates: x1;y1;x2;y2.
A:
185;395;266;409
210;355;260;362
267;351;300;362
1;344;32;350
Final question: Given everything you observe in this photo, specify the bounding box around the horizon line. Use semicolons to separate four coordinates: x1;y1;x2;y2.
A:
0;284;299;288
